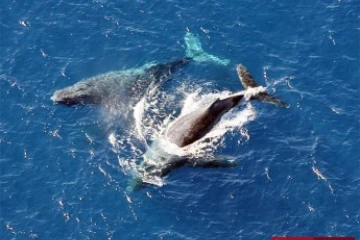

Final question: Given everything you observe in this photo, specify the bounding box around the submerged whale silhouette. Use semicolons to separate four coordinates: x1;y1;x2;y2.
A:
51;57;192;106
51;32;229;107
131;64;289;189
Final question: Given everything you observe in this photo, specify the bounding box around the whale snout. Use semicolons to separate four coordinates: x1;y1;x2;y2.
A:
51;89;75;105
51;88;92;105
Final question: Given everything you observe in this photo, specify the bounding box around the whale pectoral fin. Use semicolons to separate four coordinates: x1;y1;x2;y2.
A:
251;92;290;108
236;64;290;108
189;157;238;168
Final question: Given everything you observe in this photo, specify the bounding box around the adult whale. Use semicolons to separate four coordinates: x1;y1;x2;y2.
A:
51;57;192;106
51;32;229;107
131;64;289;189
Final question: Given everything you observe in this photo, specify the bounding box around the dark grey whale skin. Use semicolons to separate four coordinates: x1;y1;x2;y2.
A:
166;64;289;148
166;94;243;148
51;57;192;106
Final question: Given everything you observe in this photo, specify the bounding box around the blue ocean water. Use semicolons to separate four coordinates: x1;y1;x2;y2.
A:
1;0;359;239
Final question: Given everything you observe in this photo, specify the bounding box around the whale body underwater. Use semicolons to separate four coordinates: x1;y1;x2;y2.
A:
51;57;192;108
51;32;228;107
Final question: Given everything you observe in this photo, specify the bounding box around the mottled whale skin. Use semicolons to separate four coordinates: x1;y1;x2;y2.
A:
131;64;289;190
51;57;192;106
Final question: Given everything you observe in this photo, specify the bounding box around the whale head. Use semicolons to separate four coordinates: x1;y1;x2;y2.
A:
51;81;104;105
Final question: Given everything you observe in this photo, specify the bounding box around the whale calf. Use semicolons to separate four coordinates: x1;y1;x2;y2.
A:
131;64;289;189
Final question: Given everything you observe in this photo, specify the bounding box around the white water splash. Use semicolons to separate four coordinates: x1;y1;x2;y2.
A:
109;83;260;183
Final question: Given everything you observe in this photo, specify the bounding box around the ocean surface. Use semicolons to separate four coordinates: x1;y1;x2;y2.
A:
1;0;359;239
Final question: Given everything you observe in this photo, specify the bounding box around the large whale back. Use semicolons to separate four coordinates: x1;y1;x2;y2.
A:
51;71;143;105
51;57;192;106
50;32;230;106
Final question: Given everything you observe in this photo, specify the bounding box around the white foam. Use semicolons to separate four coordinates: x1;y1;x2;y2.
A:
108;133;117;148
133;97;146;141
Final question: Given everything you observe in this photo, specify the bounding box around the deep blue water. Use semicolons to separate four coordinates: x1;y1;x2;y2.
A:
1;0;359;239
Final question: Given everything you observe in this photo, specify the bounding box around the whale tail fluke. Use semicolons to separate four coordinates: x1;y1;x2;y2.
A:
236;64;289;108
184;32;230;66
